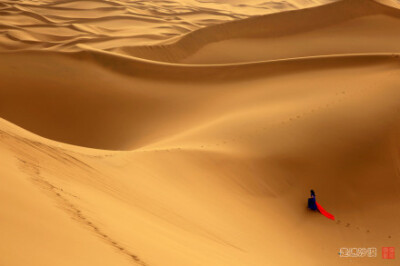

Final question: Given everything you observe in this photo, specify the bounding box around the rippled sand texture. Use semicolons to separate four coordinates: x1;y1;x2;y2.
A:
1;0;400;266
0;0;330;50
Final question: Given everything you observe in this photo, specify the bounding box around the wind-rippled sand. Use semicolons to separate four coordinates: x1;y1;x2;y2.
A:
0;0;329;50
0;0;400;265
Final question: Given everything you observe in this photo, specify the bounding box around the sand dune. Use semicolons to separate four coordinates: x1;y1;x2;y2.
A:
0;0;330;51
116;0;400;62
1;0;400;265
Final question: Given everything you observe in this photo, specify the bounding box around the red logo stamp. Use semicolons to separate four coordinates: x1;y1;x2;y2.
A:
382;247;395;259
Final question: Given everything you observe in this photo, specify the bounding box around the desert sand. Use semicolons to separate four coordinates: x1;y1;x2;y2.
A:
0;0;400;265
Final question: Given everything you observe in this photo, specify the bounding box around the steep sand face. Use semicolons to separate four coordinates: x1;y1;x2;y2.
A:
182;14;400;63
1;0;400;266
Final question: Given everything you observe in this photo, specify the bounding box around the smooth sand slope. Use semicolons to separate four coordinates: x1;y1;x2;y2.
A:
1;0;400;265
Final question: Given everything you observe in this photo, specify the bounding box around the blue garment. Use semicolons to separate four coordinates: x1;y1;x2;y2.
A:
308;197;317;211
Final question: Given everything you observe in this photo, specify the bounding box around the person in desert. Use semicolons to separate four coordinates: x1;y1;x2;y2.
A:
308;189;317;211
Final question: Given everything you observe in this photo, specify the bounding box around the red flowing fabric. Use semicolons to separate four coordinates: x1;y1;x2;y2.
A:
316;202;335;220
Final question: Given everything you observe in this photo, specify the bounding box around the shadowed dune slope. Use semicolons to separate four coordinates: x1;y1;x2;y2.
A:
118;0;400;63
0;50;399;150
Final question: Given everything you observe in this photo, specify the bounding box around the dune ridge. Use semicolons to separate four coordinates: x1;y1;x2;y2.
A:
117;0;400;62
1;0;400;266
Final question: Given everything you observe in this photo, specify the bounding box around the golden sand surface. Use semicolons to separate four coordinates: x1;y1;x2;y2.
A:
0;0;399;265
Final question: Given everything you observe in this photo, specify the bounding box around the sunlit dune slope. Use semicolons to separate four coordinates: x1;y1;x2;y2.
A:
1;56;400;264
